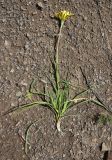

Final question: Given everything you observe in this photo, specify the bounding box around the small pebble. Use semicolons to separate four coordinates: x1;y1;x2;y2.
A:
10;68;14;73
43;0;48;2
36;2;44;10
4;40;11;49
63;154;66;157
16;91;22;97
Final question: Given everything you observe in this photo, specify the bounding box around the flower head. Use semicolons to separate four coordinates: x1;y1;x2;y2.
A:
55;10;74;22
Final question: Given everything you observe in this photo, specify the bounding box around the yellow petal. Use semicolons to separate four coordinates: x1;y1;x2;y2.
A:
55;10;74;21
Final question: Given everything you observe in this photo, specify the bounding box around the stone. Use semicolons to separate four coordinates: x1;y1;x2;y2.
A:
36;2;44;10
16;91;22;97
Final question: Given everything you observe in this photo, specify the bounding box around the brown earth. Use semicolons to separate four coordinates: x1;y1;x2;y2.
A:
0;0;112;160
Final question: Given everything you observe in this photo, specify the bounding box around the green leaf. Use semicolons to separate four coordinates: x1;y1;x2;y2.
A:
61;101;69;115
91;99;112;114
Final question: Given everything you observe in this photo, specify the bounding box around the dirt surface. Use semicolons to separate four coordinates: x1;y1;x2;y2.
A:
0;0;112;160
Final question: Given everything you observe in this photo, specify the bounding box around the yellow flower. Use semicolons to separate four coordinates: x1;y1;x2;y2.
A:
55;10;74;21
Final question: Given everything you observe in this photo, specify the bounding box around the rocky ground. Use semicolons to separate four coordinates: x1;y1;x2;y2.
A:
0;0;112;160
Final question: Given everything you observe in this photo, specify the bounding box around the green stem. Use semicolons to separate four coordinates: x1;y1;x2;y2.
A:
55;20;64;90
